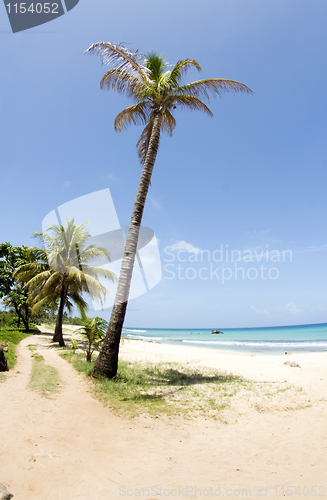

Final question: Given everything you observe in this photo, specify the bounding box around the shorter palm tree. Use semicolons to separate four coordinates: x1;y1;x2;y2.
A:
73;307;108;362
16;218;116;347
69;336;80;353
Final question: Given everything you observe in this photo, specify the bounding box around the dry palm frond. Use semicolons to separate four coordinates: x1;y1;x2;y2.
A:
136;118;155;165
169;59;202;84
168;95;214;116
161;109;176;136
100;69;144;99
86;42;145;80
114;102;150;132
176;79;253;99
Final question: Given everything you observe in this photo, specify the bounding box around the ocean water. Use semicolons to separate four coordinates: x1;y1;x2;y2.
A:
122;323;327;354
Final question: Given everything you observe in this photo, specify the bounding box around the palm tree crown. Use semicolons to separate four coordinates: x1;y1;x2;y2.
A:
86;43;252;164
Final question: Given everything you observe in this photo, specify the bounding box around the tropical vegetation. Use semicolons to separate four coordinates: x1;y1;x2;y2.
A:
0;243;40;332
0;328;30;376
15;218;116;347
86;42;253;379
72;307;108;361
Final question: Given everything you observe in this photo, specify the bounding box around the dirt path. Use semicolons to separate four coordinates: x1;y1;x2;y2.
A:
1;331;327;500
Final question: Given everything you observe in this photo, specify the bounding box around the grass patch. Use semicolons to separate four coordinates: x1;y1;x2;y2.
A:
0;328;30;380
29;352;60;398
60;351;253;419
60;350;309;420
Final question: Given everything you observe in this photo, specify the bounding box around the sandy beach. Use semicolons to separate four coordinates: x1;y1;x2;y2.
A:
1;329;326;499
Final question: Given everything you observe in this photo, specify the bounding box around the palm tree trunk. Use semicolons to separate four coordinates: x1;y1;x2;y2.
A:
21;315;30;333
13;303;28;331
53;282;67;347
22;304;30;333
92;113;162;379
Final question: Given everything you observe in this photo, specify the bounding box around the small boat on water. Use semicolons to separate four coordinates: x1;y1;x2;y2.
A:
212;330;224;334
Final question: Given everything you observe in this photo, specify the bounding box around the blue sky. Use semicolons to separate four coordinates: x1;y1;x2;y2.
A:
1;0;327;328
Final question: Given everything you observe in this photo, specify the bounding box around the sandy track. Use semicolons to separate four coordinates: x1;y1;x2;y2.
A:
1;332;327;499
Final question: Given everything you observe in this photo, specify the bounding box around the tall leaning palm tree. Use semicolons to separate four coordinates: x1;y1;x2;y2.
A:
16;218;116;347
86;42;253;379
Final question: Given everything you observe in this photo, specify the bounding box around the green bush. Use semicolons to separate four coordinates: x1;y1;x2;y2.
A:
0;311;19;329
0;328;30;371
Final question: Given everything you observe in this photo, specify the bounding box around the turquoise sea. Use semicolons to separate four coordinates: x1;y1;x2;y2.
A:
122;323;327;354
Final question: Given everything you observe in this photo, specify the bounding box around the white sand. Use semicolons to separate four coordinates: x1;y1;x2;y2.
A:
120;339;327;399
0;329;326;499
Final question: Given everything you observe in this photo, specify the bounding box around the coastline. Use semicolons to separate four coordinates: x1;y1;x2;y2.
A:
1;328;327;498
122;322;327;355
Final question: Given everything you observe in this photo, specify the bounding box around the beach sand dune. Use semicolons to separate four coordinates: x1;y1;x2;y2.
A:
0;331;326;499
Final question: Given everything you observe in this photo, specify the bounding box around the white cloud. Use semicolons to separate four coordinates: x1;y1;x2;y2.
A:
295;244;327;254
98;173;116;181
250;303;303;317
284;303;303;315
246;229;271;236
63;181;71;188
315;305;327;311
250;306;269;315
169;240;203;255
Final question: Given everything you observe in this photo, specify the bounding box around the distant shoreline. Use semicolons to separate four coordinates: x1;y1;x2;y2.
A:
124;321;327;331
122;323;327;354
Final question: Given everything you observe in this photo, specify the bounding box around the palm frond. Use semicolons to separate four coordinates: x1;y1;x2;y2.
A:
30;292;59;313
28;247;48;263
32;232;58;254
41;272;63;291
14;261;49;282
169;59;202;84
79;245;111;264
85;42;146;80
166;95;214;116
161;109;176;136
175;79;253;99
80;265;116;283
76;304;88;322
69;292;88;311
65;220;90;257
114;102;150;132
20;270;54;290
100;69;147;100
136;118;155;165
145;52;168;86
65;266;86;283
156;60;202;95
82;275;109;306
